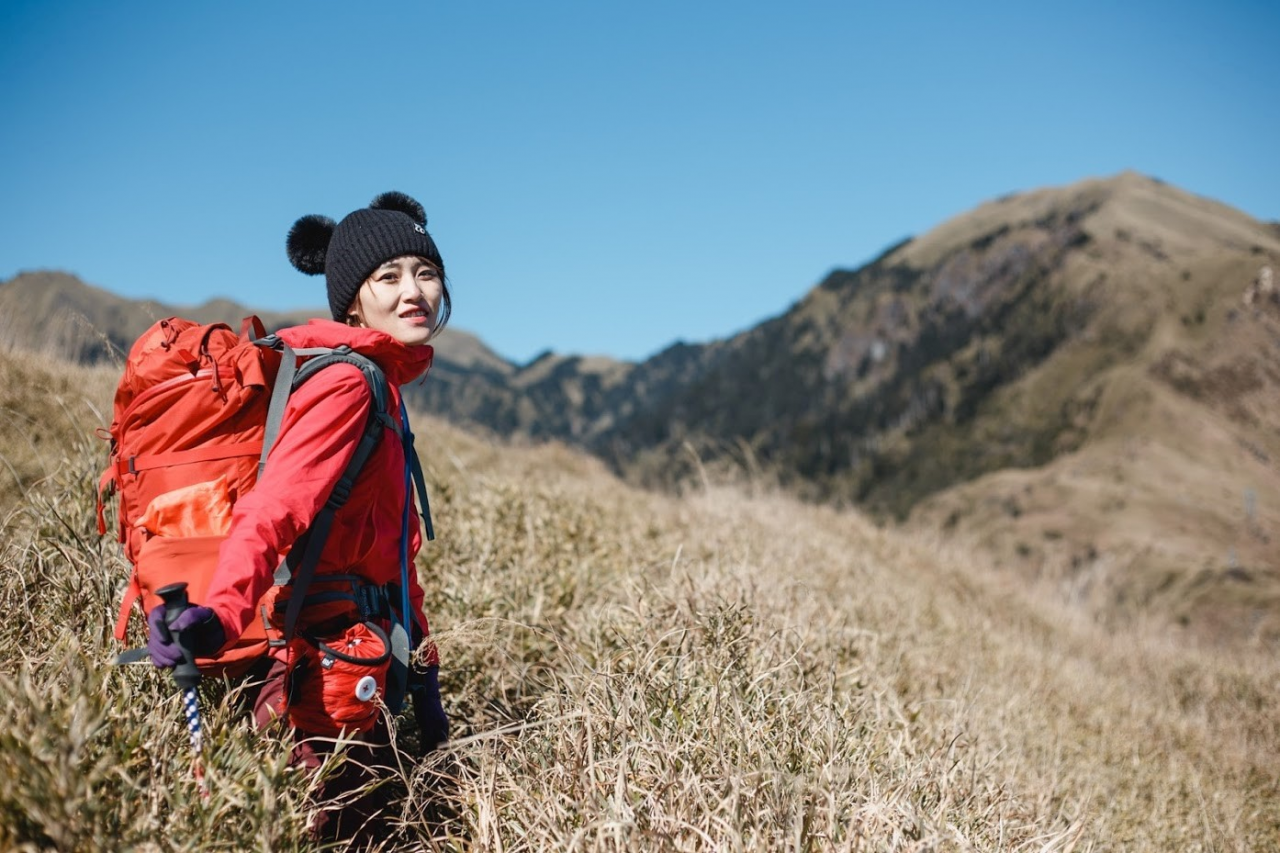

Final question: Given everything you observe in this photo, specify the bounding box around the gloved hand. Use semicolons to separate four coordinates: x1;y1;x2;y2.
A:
147;604;226;668
411;665;449;752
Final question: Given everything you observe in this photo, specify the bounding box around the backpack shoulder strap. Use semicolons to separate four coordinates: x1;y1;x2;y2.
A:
257;337;298;479
254;339;400;469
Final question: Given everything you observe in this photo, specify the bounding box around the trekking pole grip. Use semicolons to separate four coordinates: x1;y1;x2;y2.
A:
157;582;201;690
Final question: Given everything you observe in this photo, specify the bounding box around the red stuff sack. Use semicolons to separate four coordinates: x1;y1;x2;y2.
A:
277;621;392;735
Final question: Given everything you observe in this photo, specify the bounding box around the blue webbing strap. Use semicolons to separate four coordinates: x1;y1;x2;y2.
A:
280;414;384;643
387;397;440;714
275;349;392;644
399;402;413;643
391;398;440;716
401;401;435;541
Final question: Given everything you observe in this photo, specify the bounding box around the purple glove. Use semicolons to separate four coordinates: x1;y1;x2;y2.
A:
146;604;226;669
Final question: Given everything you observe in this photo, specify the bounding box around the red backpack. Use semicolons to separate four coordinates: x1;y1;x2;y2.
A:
98;316;394;676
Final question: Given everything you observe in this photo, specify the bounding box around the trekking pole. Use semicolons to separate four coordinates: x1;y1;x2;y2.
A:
156;582;207;795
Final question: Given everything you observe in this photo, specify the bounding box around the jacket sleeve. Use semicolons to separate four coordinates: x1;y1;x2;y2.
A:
204;364;372;640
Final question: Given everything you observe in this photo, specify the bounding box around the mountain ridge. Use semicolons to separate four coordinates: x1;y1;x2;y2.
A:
0;268;516;384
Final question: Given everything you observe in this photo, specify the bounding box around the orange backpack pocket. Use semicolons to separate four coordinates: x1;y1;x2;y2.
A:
127;476;272;676
134;475;234;539
134;534;275;676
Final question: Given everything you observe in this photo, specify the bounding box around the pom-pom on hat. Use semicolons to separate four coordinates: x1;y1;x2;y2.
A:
286;191;444;321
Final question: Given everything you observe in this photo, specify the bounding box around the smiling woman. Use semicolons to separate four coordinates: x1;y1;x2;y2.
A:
139;190;455;843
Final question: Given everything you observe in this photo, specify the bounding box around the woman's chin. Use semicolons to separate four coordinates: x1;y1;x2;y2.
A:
392;323;435;347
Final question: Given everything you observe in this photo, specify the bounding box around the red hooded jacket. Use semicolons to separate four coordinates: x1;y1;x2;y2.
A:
203;320;439;666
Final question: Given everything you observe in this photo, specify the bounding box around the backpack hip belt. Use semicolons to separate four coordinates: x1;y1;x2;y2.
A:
268;572;405;637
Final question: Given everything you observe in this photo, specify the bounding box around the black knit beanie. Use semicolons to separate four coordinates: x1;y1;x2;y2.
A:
285;191;444;320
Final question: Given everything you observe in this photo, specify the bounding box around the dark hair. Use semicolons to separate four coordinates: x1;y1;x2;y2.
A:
435;272;453;337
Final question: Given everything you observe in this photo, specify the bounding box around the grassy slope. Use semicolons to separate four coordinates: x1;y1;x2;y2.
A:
1;350;1277;850
0;348;118;517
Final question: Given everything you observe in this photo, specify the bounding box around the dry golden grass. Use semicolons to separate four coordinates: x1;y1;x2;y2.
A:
913;341;1280;647
1;349;1278;850
0;347;118;517
411;429;1280;850
895;171;1272;273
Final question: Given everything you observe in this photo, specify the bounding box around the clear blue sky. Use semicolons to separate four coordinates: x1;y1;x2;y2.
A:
2;1;1277;364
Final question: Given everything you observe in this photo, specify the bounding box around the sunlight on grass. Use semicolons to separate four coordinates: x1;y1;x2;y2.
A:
0;351;1277;850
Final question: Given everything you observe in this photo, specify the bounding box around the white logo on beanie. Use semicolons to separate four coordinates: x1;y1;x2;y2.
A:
413;223;426;235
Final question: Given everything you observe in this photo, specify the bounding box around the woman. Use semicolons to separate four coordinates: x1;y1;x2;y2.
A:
147;191;450;833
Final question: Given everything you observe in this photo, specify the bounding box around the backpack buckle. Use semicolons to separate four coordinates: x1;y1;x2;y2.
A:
352;582;390;620
326;480;352;509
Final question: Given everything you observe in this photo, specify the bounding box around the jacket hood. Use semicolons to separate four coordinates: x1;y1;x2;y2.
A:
277;320;432;386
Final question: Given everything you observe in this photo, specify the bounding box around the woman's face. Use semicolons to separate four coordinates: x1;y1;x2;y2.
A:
351;255;443;346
